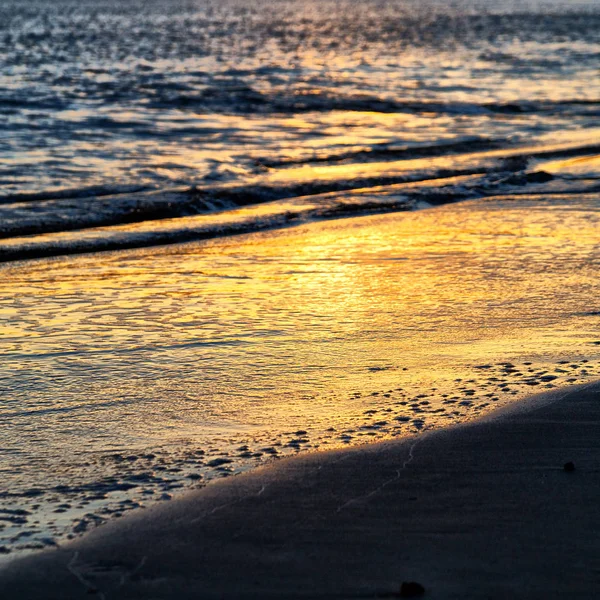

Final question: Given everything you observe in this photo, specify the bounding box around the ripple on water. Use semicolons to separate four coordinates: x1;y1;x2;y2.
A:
2;192;600;555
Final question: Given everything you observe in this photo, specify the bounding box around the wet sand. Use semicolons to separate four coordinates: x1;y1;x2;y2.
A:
2;383;599;599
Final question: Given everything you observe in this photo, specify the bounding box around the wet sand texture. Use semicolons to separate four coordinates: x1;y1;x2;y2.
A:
2;383;599;599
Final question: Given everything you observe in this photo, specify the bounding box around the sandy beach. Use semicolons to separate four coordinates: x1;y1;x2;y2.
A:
3;0;600;560
2;382;599;599
2;2;600;597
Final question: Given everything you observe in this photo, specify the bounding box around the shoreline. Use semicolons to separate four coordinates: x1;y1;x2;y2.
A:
3;174;600;558
2;381;599;599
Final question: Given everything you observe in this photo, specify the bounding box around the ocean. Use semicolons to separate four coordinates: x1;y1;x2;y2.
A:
1;0;599;556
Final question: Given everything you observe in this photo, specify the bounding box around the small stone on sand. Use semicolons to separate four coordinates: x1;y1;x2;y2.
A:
399;581;426;597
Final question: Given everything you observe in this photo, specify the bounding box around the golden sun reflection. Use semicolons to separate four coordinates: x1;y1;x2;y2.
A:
2;187;600;559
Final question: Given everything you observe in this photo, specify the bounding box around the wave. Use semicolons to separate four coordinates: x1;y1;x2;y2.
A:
0;184;154;205
1;138;599;263
3;81;599;120
140;89;600;118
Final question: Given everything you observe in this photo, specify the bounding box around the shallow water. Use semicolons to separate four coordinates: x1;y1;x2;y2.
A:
1;0;600;558
2;191;600;554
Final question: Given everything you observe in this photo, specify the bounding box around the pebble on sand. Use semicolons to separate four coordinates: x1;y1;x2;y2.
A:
399;581;426;597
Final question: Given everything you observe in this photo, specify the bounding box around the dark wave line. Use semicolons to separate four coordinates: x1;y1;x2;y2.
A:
5;185;599;265
143;90;600;117
1;139;598;262
254;138;507;169
3;87;598;119
0;210;305;264
0;168;489;241
3;184;599;265
0;184;154;206
4;136;598;209
0;170;580;265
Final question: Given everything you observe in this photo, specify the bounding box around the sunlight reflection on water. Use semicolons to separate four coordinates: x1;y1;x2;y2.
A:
2;193;600;552
1;0;599;194
2;194;600;454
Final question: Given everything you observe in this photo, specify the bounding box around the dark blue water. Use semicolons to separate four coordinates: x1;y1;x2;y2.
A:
1;0;599;256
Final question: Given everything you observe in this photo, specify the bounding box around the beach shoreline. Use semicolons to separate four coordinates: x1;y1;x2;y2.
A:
3;2;600;596
2;381;599;599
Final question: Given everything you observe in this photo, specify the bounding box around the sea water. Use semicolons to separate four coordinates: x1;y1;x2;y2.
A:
1;0;600;555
